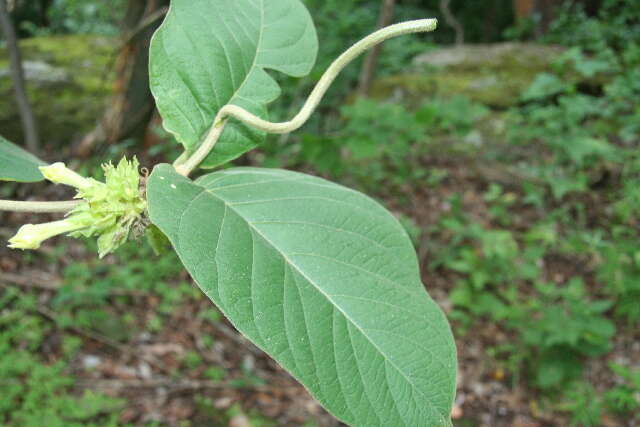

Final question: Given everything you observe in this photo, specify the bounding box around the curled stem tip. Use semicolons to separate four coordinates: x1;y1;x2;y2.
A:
176;18;438;177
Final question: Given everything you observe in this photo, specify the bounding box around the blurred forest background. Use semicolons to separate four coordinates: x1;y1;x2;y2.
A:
0;0;639;426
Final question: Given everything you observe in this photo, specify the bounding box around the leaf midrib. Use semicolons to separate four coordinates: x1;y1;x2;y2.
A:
202;186;449;425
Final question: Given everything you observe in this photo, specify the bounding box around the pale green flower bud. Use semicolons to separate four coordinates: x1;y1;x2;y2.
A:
39;162;95;190
8;219;84;250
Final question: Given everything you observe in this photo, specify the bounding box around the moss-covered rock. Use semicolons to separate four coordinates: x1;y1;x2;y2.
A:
0;35;116;146
370;43;565;109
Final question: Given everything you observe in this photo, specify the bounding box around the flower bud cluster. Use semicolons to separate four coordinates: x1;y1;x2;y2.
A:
9;157;146;257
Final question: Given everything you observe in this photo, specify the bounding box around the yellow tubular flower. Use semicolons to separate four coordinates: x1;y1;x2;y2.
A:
8;219;85;250
39;163;95;190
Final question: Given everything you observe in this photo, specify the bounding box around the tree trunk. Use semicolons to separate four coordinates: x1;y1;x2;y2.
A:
513;0;560;38
514;0;536;20
0;0;40;153
535;0;556;36
76;0;168;157
440;0;464;46
38;0;52;27
357;0;396;97
482;0;499;43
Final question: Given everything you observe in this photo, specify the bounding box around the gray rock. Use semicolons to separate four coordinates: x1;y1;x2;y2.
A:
370;43;566;109
0;60;70;84
413;42;565;70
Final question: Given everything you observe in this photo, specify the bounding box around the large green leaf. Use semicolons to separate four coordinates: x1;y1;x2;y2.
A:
149;0;318;168
147;164;457;426
0;135;45;182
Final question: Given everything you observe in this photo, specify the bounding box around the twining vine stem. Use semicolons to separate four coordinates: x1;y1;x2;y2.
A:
0;199;80;213
175;18;438;176
0;19;437;213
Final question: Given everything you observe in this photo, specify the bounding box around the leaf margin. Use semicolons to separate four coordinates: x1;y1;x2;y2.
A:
146;163;457;426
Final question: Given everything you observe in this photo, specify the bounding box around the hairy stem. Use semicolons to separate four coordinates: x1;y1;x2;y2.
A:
175;18;438;176
0;200;81;213
172;150;190;167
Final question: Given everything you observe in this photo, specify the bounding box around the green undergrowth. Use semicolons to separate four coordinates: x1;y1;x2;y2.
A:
0;287;124;426
252;1;640;424
1;241;288;426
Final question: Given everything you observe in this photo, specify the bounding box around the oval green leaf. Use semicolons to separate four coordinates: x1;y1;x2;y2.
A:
149;0;318;168
147;164;457;426
0;135;45;182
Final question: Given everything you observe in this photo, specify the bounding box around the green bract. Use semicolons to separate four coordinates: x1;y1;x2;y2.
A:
70;158;147;257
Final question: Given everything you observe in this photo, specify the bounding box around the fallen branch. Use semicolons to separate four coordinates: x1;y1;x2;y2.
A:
0;271;147;296
78;378;228;390
78;378;299;393
0;271;59;290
